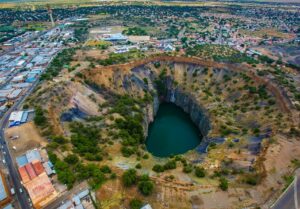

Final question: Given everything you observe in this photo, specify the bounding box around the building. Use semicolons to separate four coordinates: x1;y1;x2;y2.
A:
114;45;139;54
43;161;55;176
17;149;58;208
141;204;152;209
128;36;150;43
57;189;92;209
3;204;13;209
7;89;22;100
102;33;127;42
24;173;58;209
8;110;31;127
11;74;26;83
0;172;12;208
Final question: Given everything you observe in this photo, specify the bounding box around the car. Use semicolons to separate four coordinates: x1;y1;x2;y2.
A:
19;188;23;193
10;188;15;195
2;159;5;164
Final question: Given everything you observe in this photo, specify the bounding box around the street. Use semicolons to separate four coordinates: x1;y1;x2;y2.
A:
272;171;300;209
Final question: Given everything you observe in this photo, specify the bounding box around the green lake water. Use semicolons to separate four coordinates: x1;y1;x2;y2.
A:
146;103;202;157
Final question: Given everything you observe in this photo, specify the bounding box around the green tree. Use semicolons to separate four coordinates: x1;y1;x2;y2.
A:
152;164;164;173
122;169;137;187
183;164;193;173
130;198;143;209
64;154;79;164
138;175;154;196
195;167;205;178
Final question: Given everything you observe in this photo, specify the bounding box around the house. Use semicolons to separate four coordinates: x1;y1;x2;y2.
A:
7;89;22;100
11;74;26;83
102;33;128;42
114;45;139;54
164;44;175;51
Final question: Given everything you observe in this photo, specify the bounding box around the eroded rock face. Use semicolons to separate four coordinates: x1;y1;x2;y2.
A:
142;73;211;140
165;87;211;137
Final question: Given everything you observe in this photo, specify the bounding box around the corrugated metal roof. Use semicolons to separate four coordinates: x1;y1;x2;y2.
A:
24;173;57;207
9;111;23;122
26;149;41;163
77;189;89;199
72;195;81;206
141;204;153;209
75;204;84;209
25;163;37;180
0;173;8;201
32;161;44;176
7;89;22;99
43;162;55;176
18;166;30;184
57;200;73;209
21;111;28;123
3;204;13;209
16;155;28;167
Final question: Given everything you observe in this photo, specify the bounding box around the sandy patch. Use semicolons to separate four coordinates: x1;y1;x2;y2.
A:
5;122;47;157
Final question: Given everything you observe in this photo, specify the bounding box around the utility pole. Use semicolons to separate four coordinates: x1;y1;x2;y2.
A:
46;4;55;27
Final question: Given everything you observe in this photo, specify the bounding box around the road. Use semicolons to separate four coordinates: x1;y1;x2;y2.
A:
271;170;300;209
0;85;38;209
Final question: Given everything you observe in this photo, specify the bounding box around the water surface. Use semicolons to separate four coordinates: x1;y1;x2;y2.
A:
146;103;202;157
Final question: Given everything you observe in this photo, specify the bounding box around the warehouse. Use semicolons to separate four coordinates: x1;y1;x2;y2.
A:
0;172;12;208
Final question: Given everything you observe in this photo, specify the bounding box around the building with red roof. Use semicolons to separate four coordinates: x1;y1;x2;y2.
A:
25;163;37;180
32;160;44;176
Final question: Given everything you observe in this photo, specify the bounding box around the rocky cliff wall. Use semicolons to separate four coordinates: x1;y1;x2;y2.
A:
142;74;211;140
165;87;211;137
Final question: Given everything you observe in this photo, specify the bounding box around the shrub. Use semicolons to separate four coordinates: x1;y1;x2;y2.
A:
122;169;137;187
64;154;79;165
100;165;111;174
163;160;177;170
152;164;164;173
138;175;154;196
135;163;142;169
195;167;205;178
219;177;228;191
183;164;193;173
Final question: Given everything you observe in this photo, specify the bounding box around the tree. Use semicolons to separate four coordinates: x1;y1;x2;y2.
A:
152;164;164;173
163;160;176;170
183;164;193;173
138;175;154;196
130;198;143;209
64;154;79;165
122;169;137;187
34;107;47;126
219;177;228;191
100;165;111;174
195;167;205;178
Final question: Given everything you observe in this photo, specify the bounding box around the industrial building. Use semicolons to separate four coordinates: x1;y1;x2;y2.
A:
8;110;34;127
17;149;58;209
102;33;128;42
0;172;12;208
24;173;58;209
